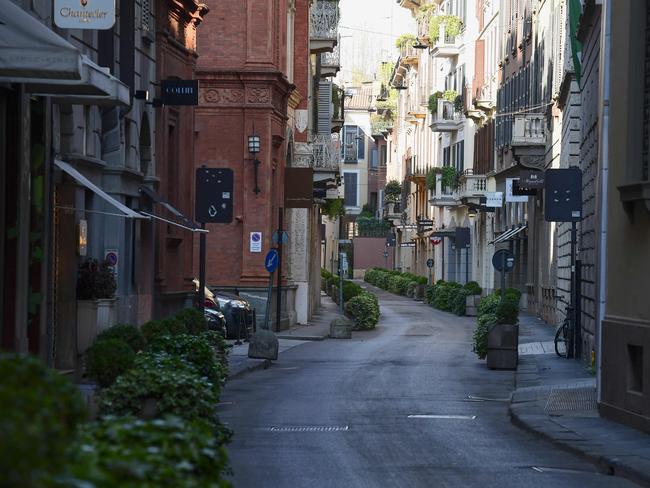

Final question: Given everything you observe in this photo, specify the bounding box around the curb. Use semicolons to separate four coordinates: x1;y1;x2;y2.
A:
227;359;271;381
276;334;328;341
508;400;650;487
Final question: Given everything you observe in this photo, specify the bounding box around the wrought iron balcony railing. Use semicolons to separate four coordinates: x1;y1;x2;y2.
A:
311;134;340;171
311;0;340;43
321;39;340;77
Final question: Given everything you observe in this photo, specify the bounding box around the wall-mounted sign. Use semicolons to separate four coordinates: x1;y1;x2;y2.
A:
400;242;416;248
105;248;118;280
161;80;199;106
519;170;545;189
505;178;529;203
55;0;116;30
430;237;443;246
544;168;583;222
195;168;233;223
250;232;262;253
285;168;314;208
485;192;504;208
418;219;434;227
426;258;434;268
492;249;516;273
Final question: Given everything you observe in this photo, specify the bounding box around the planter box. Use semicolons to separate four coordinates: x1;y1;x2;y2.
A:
414;284;426;301
77;298;117;354
465;294;481;316
487;323;519;370
330;316;352;339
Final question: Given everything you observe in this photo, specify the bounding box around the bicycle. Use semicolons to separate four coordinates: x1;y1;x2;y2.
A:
554;307;573;358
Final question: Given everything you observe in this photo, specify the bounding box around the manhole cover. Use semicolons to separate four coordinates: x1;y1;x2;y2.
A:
545;387;597;414
267;425;349;432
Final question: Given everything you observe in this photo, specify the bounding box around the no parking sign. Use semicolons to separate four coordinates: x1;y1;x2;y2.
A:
105;249;118;279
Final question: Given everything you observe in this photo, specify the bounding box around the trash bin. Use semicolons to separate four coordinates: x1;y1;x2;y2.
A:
487;323;519;370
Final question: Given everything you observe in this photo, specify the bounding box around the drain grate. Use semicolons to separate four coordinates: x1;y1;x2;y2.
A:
267;425;349;432
545;387;597;414
408;414;476;420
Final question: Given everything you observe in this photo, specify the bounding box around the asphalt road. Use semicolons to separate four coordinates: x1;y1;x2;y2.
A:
218;286;640;488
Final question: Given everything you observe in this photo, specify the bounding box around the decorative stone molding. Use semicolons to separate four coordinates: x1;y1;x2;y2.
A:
201;88;245;105
247;87;271;104
293;142;313;168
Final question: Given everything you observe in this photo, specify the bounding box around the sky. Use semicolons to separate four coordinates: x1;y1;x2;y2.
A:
338;0;415;84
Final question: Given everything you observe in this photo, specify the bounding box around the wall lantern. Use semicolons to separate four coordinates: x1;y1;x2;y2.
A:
247;133;262;195
77;219;88;256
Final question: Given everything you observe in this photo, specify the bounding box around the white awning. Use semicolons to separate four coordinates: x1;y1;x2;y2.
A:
54;160;147;219
0;2;129;106
491;224;528;244
0;0;81;80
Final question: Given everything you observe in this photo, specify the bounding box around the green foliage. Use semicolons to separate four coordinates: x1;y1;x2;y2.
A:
141;318;187;344
76;258;117;300
146;333;227;391
441;165;459;190
395;33;417;49
496;300;520;325
429;14;463;43
432;281;461;311
384;180;402;204
495;287;522;304
86;339;136;388
463;281;482;295
451;289;472;316
345;291;380;330
388;275;411;295
477;294;500;317
416;3;437;19
357;216;391;238
98;357;219;425
473;314;497;359
321;198;346;219
0;354;87;487
175;308;208;335
425;167;443;191
61;416;231;488
428;91;442;114
406;281;418;298
425;285;436;305
97;323;145;353
342;281;363;302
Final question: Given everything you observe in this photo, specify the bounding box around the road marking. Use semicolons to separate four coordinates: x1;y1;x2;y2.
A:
267;425;349;432
407;415;477;420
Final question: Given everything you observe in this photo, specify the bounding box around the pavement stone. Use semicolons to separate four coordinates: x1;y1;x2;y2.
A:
510;313;650;487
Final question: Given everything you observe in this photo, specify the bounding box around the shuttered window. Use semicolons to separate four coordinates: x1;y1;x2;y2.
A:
317;81;332;134
343;125;357;163
343;172;358;207
357;127;365;160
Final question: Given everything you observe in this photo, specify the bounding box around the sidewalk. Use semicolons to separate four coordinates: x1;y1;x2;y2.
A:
511;313;650;487
227;293;340;379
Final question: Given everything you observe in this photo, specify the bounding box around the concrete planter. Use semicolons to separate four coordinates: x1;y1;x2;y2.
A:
330;316;353;339
77;298;117;354
465;294;481;316
487;323;519;370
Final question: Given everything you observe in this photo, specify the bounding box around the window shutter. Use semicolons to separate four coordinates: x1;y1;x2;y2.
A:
317;81;332;134
357;127;365;159
344;173;357;206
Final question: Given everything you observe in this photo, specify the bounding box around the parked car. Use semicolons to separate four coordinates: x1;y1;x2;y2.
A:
212;291;255;340
204;307;227;337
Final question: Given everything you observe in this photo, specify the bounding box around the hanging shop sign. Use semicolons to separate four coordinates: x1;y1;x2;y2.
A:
505;178;529;203
485;192;503;208
161;80;199;106
400;242;416;248
55;0;116;30
430;237;443;246
544;168;583;222
195;168;233;223
519;170;545;189
284;168;314;208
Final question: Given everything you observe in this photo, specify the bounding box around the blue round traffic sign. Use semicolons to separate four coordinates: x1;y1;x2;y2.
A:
265;249;279;274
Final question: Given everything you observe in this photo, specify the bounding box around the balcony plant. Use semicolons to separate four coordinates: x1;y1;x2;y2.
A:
428;90;459;116
441;166;459;191
426;168;443;191
77;259;119;354
321;198;345;220
416;3;437;20
384;180;402;204
429;14;463;43
395;33;417;50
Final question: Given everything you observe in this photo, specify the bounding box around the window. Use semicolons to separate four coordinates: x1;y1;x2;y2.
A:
343;125;358;163
443;147;451;167
370;148;378;168
380;144;387;166
343;172;358;207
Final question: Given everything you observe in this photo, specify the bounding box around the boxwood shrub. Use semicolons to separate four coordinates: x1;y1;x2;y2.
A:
61;415;230;488
86;338;136;388
472;313;498;359
96;324;145;353
345;291;380;330
0;354;87;487
175;308;208;335
141;318;188;343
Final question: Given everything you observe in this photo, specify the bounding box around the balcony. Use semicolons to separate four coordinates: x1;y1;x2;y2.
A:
430;23;461;58
399;43;419;67
383;201;402;221
311;134;340;172
405;160;426;182
417;14;431;46
321;40;340;78
429;99;463;132
430;173;461;207
458;170;488;201
310;0;340;54
511;114;546;147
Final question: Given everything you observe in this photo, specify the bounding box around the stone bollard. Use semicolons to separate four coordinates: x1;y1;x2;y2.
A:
248;329;279;360
330;316;353;339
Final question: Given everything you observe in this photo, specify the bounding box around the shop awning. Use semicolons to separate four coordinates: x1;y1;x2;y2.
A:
54;160;146;219
0;2;129;106
490;224;528;244
0;0;81;80
138;186;207;233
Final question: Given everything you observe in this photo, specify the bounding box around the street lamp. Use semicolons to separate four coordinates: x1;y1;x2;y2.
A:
247;133;261;195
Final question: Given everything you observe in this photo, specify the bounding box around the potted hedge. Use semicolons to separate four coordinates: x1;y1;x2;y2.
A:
76;259;118;354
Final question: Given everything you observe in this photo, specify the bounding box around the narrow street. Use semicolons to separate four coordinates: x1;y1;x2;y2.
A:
220;287;640;488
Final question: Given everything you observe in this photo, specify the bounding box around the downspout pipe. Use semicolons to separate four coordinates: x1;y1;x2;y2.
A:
595;0;611;404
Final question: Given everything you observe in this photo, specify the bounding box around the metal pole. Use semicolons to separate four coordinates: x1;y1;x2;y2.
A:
575;259;583;359
442;238;445;281
275;208;284;332
339;252;344;314
569;221;577;359
199;222;206;313
263;271;274;330
500;252;506;303
466;247;469;284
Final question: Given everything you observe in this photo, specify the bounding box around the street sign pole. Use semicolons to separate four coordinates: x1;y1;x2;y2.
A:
569;221;577;359
339;252;345;314
275;208;284;332
501;251;506;302
199;223;206;313
263;269;274;330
